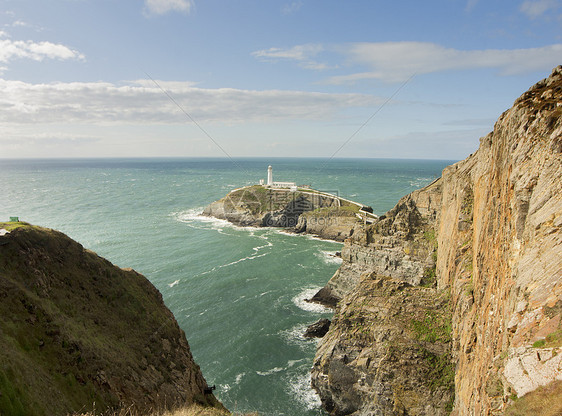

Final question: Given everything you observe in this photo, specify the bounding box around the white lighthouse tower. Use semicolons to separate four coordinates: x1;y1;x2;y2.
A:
267;165;273;186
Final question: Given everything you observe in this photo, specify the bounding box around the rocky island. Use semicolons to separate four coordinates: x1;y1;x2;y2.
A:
202;182;376;242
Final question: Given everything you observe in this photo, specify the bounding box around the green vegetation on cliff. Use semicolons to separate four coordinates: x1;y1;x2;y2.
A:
0;223;218;416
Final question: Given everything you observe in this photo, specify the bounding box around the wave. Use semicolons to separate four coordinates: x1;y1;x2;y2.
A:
172;207;232;233
172;207;260;234
235;372;245;384
256;366;285;376
409;176;433;188
287;372;323;411
293;287;332;313
198;252;269;277
168;279;180;288
304;234;343;244
315;250;343;265
279;323;318;352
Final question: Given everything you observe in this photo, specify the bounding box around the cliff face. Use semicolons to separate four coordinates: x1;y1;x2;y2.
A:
0;224;218;416
203;185;359;241
312;66;562;415
440;66;562;414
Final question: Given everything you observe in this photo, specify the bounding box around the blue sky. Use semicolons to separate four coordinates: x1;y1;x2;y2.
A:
0;0;560;159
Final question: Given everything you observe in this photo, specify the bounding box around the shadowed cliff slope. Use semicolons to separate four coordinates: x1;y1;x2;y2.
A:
0;223;219;416
311;66;562;415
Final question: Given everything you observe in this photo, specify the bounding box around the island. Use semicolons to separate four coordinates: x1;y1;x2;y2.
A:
202;165;377;242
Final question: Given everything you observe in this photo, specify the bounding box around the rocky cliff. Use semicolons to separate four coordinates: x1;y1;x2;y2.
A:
0;223;220;416
202;185;361;241
311;66;562;415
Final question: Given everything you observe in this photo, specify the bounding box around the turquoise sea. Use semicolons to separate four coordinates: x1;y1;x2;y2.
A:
0;158;454;415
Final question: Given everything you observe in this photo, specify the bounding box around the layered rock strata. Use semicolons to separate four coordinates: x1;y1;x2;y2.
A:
311;66;562;415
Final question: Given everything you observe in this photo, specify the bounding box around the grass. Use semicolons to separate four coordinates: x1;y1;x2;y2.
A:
411;311;452;344
0;224;218;416
417;347;455;392
532;329;562;348
0;221;33;231
421;266;437;288
423;230;437;249
305;205;359;217
227;185;361;217
73;403;257;416
504;380;562;416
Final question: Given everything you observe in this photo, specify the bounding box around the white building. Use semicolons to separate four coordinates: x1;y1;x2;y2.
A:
261;165;297;191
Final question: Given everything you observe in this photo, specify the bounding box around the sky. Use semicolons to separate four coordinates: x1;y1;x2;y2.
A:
0;0;561;160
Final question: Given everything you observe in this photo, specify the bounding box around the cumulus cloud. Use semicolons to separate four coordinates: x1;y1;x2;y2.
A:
519;0;559;18
0;37;84;65
144;0;193;15
0;78;378;125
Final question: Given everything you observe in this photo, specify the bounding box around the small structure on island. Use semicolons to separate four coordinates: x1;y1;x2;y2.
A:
261;165;297;191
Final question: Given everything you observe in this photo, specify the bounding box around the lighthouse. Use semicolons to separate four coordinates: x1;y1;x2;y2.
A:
267;165;273;186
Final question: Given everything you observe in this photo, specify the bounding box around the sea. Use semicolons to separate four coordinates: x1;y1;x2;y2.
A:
0;157;454;416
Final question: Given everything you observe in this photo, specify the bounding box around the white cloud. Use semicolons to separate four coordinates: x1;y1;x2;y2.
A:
254;41;562;83
252;44;332;70
0;132;99;146
282;1;303;15
0;38;84;64
520;0;559;18
328;42;562;83
144;0;193;15
0;78;378;125
253;44;322;61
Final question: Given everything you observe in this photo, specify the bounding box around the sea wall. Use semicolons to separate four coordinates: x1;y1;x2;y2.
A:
311;66;562;415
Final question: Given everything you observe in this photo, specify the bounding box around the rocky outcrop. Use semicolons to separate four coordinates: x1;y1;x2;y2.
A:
310;177;441;305
295;210;359;242
311;66;562;415
312;276;454;415
304;318;331;338
310;178;448;416
203;185;359;241
0;223;221;416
